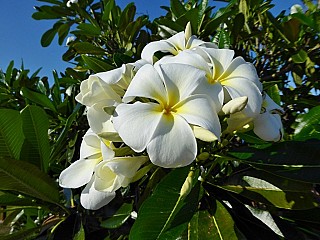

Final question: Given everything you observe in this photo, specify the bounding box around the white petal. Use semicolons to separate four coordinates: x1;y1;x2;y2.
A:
59;159;99;188
80;176;116;210
75;75;121;106
95;65;125;85
106;156;148;178
80;130;101;159
263;94;283;112
100;139;115;160
147;113;197;168
223;79;262;118
254;113;283;141
94;161;122;192
123;64;167;104
113;102;163;152
198;48;235;77
141;40;176;63
175;95;221;140
166;31;186;51
87;101;114;135
159;63;207;104
220;57;262;91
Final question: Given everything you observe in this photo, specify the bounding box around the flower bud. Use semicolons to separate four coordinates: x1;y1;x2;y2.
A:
180;171;194;198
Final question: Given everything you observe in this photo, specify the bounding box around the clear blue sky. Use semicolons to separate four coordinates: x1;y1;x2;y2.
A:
0;0;302;81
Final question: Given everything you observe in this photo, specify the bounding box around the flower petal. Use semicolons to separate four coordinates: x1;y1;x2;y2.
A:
221;96;248;115
59;159;99;188
106;156;148;178
79;129;101;159
141;40;176;63
158;63;207;104
147;113;197;168
113;102;163;152
175;95;221;140
220;57;262;91
122;64;167;104
223;79;262;118
87;101;115;135
254;113;283;141
95;65;125;85
80;175;116;210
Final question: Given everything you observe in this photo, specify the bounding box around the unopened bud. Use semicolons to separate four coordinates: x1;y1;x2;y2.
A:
180;171;194;198
221;96;248;115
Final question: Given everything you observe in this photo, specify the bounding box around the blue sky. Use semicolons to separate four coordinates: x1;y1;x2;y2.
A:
0;0;301;80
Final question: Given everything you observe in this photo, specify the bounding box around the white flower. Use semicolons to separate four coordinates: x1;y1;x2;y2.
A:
253;93;284;141
113;63;221;168
81;156;148;210
94;156;149;192
141;22;217;64
66;36;75;46
227;93;283;142
290;4;303;14
67;0;78;7
59;129;116;210
158;48;262;116
75;75;121;135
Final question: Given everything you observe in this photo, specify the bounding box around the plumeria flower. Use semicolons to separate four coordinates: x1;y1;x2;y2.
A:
253;93;284;141
75;75;121;136
227;93;283;142
141;22;217;64
113;63;221;168
66;0;78;8
59;129;116;209
81;156;148;210
158;48;263;117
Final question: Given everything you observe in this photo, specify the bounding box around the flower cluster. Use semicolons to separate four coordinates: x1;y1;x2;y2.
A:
59;23;283;210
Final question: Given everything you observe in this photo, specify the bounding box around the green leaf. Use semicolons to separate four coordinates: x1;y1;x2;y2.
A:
101;202;133;229
213;29;230;49
73;222;85;240
58;23;70;45
292;49;308;63
294;105;320;141
188;205;242;240
21;87;57;112
0;191;37;206
81;55;114;72
0;157;60;204
219;171;318;210
129;167;200;240
266;84;281;105
0;227;40;240
170;0;186;18
0;109;24;160
227;140;320;183
77;23;101;35
41;28;57;47
5;60;14;85
20;105;50;172
73;42;106;55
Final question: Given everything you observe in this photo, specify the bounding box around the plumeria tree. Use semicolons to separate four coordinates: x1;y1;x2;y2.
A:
0;0;320;239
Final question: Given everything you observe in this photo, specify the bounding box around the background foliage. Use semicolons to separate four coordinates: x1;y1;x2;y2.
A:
0;0;319;239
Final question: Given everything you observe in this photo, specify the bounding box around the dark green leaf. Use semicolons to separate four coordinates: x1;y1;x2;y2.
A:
21;87;57;112
0;191;37;206
130;167;200;240
73;42;106;55
170;0;186;18
294;105;320;140
20;105;50;172
101;203;133;229
0;109;24;160
219;170;318;210
5;60;14;85
0;227;40;240
292;50;308;64
81;55;114;72
0;157;60;204
58;23;70;45
77;23;101;35
228;140;320;183
41;28;57;47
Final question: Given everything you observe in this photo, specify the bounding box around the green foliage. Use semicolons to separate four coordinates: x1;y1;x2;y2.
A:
0;0;320;239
